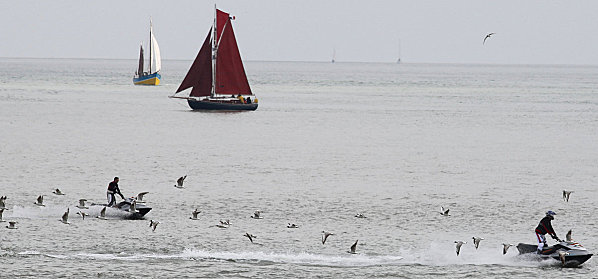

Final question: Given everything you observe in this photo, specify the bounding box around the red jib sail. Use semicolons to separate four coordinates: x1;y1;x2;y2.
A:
215;10;252;95
176;29;212;97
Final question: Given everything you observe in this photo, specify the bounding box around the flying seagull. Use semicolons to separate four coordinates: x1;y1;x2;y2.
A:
149;220;159;231
455;241;467;256
136;192;149;203
129;200;137;213
0;209;4;222
287;223;298;228
34;195;45;206
60;208;70;224
244;232;257;243
190;209;201;220
175;175;187;188
6;221;17;229
52;189;65;195
0;196;6;209
347;240;359;254
502;243;514;255
76;211;89;220
250;210;263;219
563;190;573;202
76;199;88;209
322;231;334;244
566;229;572;242
472;237;484;249
483;33;495;45
558;250;569;266
440;207;450;216
97;206;107;219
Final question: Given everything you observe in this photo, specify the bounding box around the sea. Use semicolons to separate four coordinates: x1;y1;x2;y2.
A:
0;58;597;278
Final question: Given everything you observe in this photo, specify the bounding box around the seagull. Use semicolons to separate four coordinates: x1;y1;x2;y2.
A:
287;223;298;228
440;207;450;216
354;213;367;218
52;189;65;195
0;209;4;222
250;210;263;219
6;221;17;229
129;200;137;213
566;229;572;242
455;241;467;256
0;196;6;209
558;250;569;266
322;231;334;244
483;33;495;45
190;209;201;220
76;211;89;220
472;237;484;249
149;220;159;231
34;195;45;206
174;175;187;188
220;219;231;226
502;243;513;255
136;192;149;203
563;190;573;202
244;232;256;243
76;199;88;209
347;240;359;254
60;208;70;224
96;206;107;219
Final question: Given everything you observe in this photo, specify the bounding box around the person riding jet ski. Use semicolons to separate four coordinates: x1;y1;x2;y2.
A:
535;210;560;254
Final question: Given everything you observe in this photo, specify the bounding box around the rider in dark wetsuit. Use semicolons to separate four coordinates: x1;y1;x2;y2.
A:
535;210;560;253
107;177;125;207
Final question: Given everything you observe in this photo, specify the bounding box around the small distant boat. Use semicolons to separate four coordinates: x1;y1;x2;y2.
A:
170;6;257;111
331;48;336;63
133;18;161;85
396;39;402;64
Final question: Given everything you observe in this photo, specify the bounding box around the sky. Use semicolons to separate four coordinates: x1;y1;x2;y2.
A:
2;0;598;64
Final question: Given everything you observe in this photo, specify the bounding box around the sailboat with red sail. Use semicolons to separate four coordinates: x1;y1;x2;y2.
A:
170;7;258;111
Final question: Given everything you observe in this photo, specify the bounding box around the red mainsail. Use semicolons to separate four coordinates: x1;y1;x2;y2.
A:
176;29;212;97
215;12;252;95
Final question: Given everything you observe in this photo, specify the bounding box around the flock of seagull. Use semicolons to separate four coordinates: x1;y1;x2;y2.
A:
0;184;579;258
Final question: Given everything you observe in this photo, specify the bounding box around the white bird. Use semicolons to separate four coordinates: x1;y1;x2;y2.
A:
250;210;263;219
190;209;201;220
6;221;17;229
34;195;45;206
129;200;137;213
216;223;228;229
502;243;514;255
287;223;298;228
566;229;572;242
440;207;450;216
0;196;6;209
96;206;107;220
483;33;495;45
76;199;88;209
347;240;359;254
472;237;484;249
455;241;467;256
136;192;149;203
558;250;569;266
322;231;334;244
244;232;257;243
354;213;367;218
149;220;159;231
0;209;4;222
563;190;573;202
60;208;70;224
76;211;89;220
52;189;65;195
174;175;187;188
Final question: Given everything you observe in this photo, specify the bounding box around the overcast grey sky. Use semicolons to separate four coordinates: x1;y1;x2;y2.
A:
2;1;597;64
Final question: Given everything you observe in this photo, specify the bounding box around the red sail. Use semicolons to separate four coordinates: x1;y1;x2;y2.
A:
176;29;212;97
215;18;252;95
216;9;229;43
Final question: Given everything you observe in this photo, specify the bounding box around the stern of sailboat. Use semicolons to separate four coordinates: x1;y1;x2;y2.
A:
133;72;161;85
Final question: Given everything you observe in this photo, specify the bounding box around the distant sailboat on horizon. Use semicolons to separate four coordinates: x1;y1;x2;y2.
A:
331;48;336;63
133;18;161;85
396;39;402;64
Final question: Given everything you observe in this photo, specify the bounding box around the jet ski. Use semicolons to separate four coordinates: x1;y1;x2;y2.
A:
517;241;593;267
90;197;151;220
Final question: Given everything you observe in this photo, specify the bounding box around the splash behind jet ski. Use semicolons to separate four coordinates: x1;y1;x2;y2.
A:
91;197;151;220
517;241;593;267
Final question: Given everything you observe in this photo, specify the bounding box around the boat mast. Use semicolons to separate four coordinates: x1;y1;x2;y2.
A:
211;5;217;97
149;17;153;74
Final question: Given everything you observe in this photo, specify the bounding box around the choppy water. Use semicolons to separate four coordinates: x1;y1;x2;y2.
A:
0;58;597;278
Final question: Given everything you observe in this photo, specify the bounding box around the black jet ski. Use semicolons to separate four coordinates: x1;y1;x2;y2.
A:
91;197;151;220
517;241;593;267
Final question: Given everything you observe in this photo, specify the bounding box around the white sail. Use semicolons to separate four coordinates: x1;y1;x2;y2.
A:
150;25;161;73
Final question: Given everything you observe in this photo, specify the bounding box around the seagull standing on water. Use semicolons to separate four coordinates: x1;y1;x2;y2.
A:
472;237;484;249
6;221;17;229
190;209;201;220
563;190;573;202
347;240;359;254
52;189;65;195
76;199;88;209
34;195;45;206
354;213;367;218
287;223;298;228
175;175;187;188
60;208;70;224
322;231;334;244
502;243;513;255
455;241;467;256
250;210;263;219
483;33;495;45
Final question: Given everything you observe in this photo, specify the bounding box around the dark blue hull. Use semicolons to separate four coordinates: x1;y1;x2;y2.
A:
187;99;258;111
